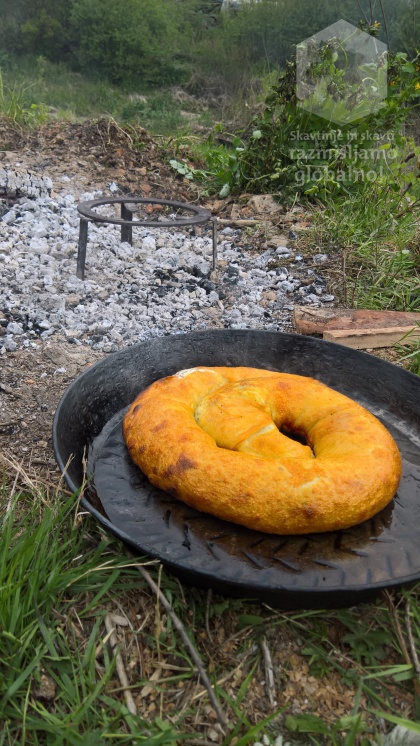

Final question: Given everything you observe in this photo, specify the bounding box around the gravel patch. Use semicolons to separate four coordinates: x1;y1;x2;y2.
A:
0;171;333;355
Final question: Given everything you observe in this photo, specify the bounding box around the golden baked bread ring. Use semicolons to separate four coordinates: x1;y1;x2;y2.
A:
123;367;402;535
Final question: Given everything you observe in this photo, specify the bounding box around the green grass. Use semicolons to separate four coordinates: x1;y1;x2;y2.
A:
0;484;183;744
395;324;420;375
407;350;420;375
303;177;420;312
0;52;272;137
165;133;240;196
0;55;204;134
119;93;190;137
0;68;49;127
0;475;288;744
0;55;126;122
0;467;419;745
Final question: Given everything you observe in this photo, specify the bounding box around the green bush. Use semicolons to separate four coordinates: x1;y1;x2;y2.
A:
69;0;189;86
228;46;420;200
1;0;414;103
21;10;66;60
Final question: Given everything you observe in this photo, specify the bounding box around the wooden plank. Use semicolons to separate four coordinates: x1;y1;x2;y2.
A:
294;306;420;335
323;325;420;349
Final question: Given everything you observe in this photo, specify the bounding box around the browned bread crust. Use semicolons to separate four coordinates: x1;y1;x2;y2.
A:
122;367;402;535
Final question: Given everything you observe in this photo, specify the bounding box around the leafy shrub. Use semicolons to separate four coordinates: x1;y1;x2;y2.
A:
21;9;67;60
69;0;189;86
228;46;420;200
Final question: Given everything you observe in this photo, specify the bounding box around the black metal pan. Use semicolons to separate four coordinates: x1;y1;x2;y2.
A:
53;330;420;608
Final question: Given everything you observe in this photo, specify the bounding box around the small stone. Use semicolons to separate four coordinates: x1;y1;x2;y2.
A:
278;281;294;293
303;294;320;304
142;236;156;250
66;294;82;308
6;322;24;335
32;225;48;239
268;234;289;248
33;671;56;702
247;194;285;214
264;290;277;301
3;337;17;351
29;237;49;254
192;260;211;278
2;210;16;225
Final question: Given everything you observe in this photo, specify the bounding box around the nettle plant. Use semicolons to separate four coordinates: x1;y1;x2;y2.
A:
232;39;420;202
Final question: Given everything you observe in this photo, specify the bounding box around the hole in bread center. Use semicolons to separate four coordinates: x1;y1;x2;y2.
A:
279;427;310;449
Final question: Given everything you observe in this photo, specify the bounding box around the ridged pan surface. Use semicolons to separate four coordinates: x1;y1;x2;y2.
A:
53;330;420;608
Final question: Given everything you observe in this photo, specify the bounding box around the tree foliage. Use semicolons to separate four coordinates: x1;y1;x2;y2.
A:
396;0;420;56
0;0;418;88
70;0;187;85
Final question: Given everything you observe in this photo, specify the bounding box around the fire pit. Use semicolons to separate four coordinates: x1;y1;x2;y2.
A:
76;197;215;280
53;330;420;608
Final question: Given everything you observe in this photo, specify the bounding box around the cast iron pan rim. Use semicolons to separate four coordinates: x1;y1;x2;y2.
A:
76;494;420;597
52;330;420;599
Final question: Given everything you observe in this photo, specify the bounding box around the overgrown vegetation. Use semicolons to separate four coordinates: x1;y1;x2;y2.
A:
0;68;49;127
165;26;420;313
222;50;419;199
0;473;419;745
1;0;419;97
306;184;420;311
0;55;212;133
395;323;420;374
